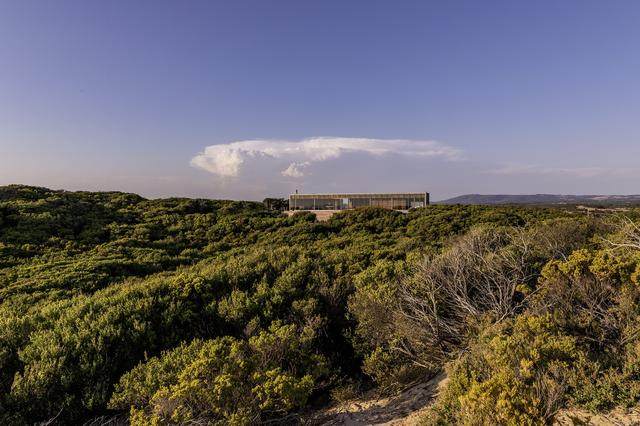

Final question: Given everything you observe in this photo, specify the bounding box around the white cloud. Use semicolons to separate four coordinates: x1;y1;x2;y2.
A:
281;161;310;178
486;164;640;178
190;137;462;178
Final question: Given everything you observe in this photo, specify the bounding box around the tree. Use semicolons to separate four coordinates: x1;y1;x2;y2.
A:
263;198;288;211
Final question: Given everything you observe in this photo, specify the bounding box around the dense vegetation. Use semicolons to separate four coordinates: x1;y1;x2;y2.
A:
1;184;639;424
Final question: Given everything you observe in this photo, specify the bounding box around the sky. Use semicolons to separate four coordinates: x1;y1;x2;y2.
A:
1;0;640;201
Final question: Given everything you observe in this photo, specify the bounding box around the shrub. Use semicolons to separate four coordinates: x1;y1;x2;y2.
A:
531;248;640;355
109;323;327;424
394;226;538;369
530;246;640;412
424;315;580;425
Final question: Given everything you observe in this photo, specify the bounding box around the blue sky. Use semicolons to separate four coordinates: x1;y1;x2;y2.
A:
1;1;639;200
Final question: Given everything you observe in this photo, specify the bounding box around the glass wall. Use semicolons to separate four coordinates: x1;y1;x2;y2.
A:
350;198;370;208
289;193;429;211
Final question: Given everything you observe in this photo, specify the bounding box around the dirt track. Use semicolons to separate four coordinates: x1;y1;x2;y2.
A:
304;373;447;425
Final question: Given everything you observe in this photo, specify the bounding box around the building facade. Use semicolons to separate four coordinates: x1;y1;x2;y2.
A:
289;192;429;211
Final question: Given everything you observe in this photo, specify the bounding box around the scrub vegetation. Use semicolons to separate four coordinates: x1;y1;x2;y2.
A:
1;184;639;424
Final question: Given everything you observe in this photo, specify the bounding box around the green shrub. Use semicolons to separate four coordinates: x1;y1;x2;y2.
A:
110;322;326;424
424;315;580;425
519;243;640;415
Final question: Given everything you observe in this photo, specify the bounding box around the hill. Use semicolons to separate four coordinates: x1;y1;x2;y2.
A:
438;193;640;205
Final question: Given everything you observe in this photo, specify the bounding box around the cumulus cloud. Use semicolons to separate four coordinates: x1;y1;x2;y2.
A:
190;137;462;178
281;162;310;178
486;164;640;178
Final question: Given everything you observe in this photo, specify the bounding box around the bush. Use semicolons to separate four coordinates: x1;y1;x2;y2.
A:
531;249;640;352
529;246;640;412
393;225;543;370
110;323;327;424
424;315;580;425
348;260;422;387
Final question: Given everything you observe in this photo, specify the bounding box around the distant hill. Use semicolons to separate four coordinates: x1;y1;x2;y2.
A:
437;194;640;205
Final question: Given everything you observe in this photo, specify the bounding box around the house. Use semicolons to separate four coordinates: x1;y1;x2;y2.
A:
289;192;429;212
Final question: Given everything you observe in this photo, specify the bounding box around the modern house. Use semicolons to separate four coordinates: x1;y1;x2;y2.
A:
289;192;429;211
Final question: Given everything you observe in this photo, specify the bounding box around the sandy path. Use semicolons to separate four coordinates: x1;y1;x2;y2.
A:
304;373;447;425
555;408;640;425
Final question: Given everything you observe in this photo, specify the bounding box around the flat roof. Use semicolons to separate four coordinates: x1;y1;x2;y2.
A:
290;192;427;199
